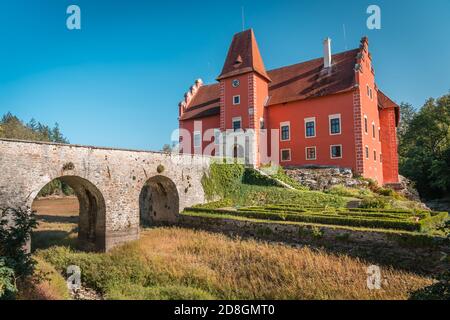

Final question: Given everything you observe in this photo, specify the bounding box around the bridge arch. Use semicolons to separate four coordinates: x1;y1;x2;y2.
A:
139;175;179;227
31;176;106;252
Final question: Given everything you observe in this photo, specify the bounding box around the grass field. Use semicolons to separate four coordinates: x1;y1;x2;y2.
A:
29;197;437;300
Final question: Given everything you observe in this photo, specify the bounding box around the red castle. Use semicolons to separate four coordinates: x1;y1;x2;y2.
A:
178;29;399;186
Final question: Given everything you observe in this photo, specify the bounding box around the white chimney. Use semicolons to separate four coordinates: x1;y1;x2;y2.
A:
323;37;332;68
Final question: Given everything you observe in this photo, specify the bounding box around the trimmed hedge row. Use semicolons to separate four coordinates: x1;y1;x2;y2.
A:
183;207;448;233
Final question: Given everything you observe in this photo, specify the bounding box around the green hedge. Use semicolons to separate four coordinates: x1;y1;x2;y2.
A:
184;208;423;232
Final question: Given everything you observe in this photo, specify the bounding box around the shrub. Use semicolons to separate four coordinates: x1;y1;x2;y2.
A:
0;258;16;299
242;169;279;187
271;167;309;191
359;197;390;209
0;207;38;299
183;207;423;232
192;199;233;209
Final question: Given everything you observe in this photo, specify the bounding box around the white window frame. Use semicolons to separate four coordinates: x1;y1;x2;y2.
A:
365;145;369;159
364;115;368;134
305;146;317;161
330;144;343;159
280;148;291;162
280;121;291;142
232;117;242;131
304;117;316;138
329;114;342;135
193;131;201;148
233;95;240;105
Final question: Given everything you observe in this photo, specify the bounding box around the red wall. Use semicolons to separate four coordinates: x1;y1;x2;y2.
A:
354;40;384;184
266;91;357;170
380;107;399;184
179;115;220;156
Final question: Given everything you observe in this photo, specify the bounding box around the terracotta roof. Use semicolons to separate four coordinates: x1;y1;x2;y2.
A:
217;29;270;81
179;84;220;120
266;48;359;105
180;48;360;121
378;90;400;126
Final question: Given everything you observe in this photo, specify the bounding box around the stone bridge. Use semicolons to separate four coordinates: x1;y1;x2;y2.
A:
0;139;211;251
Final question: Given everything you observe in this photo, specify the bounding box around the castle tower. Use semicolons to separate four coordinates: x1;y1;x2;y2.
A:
216;29;271;166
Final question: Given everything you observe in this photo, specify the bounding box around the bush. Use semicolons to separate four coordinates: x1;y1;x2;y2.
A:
0;258;16;299
242;169;280;187
192;199;233;209
183;207;423;232
0;207;38;299
359;197;390;209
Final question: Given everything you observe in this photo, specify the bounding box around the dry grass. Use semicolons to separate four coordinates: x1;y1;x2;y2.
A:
132;227;432;300
16;257;70;300
31;197;434;300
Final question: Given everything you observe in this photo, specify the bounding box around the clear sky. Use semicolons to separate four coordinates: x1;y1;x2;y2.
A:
0;0;449;150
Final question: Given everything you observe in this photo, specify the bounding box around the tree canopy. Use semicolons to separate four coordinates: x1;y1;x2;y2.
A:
399;93;450;198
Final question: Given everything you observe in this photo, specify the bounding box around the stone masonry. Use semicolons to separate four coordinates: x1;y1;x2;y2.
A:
0;138;210;252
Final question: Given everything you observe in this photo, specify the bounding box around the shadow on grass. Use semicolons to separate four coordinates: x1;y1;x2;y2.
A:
31;227;78;252
36;215;79;224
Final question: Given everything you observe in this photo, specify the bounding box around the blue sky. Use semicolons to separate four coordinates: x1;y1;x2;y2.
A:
0;0;449;150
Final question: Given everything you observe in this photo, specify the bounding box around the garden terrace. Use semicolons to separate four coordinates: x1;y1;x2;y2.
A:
184;204;448;233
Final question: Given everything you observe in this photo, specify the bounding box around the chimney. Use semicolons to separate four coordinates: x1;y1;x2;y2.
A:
323;37;332;68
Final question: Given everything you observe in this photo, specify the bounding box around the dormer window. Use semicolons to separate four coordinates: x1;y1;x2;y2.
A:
234;55;243;67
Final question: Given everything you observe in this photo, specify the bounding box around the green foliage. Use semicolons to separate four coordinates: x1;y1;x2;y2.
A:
36;244;216;300
0;258;17;299
201;162;345;208
201;163;245;201
184;206;447;233
410;271;450;300
0;112;68;143
270;167;309;190
399;93;450;197
326;184;372;199
0;208;38;299
242;168;280;187
37;179;74;197
359;197;390;209
192;199;233;209
1;113;71;197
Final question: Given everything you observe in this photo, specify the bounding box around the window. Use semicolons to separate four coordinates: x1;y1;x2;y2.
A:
372;122;376;139
305;118;316;138
280;122;290;141
233;95;240;105
380;153;382;163
306;147;316;160
214;129;221;145
365;146;369;159
330;145;342;159
281;149;291;162
373;150;377;161
193;131;201;148
364;116;368;134
260;118;265;129
232;117;241;131
367;85;373;100
329;114;341;135
378;128;381;142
